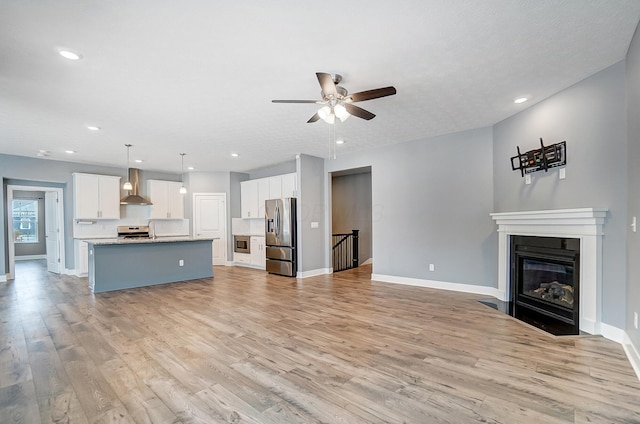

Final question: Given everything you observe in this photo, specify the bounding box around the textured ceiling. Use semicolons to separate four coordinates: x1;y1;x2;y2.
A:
1;1;639;174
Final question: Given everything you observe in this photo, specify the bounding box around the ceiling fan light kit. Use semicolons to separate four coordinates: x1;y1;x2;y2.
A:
273;72;396;124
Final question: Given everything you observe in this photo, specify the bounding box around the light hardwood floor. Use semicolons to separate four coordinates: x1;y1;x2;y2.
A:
1;260;639;423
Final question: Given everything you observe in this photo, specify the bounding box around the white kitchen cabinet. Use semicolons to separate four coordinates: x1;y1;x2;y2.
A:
74;239;89;276
250;236;266;268
147;180;185;219
240;179;259;218
257;178;270;219
281;173;297;198
268;176;282;199
268;173;296;200
234;252;251;264
241;173;297;219
73;173;121;219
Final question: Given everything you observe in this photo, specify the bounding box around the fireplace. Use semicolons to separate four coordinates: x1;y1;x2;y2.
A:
511;235;580;334
491;208;607;335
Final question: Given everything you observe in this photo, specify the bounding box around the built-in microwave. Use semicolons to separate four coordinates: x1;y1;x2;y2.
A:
234;235;251;254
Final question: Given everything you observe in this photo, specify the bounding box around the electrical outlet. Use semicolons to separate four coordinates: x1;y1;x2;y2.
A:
179;259;184;267
635;312;638;329
525;174;532;185
429;264;435;272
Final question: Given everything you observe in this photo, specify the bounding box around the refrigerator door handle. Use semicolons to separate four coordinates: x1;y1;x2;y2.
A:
274;204;280;238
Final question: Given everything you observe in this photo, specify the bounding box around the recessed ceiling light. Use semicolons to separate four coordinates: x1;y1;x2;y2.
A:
231;153;239;157
134;159;143;163
335;139;345;145
59;50;82;60
87;125;101;131
514;97;528;104
65;150;75;154
187;166;195;170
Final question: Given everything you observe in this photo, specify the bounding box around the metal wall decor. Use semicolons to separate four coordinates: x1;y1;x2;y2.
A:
511;138;566;177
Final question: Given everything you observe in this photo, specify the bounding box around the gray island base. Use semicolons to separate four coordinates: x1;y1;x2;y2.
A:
87;238;214;293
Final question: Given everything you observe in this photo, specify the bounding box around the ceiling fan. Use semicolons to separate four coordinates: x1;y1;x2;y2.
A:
272;72;396;124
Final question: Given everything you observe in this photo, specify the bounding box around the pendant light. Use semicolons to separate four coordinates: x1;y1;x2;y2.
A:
179;153;187;194
123;144;133;190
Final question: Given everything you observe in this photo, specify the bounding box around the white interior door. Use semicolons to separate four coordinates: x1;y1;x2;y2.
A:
45;191;61;273
194;193;227;265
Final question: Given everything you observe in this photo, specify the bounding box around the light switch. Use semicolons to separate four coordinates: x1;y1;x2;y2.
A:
525;174;532;185
559;168;566;179
311;222;319;229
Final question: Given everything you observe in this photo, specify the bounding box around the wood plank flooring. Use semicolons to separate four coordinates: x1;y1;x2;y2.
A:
1;259;639;423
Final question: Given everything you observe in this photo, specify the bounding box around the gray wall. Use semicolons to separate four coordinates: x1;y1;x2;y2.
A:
627;24;640;351
331;172;372;265
13;191;46;256
0;154;180;273
297;154;327;272
249;160;296;180
326;127;496;286
493;61;628;329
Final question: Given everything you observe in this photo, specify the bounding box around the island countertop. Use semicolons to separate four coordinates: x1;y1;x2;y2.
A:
86;236;214;246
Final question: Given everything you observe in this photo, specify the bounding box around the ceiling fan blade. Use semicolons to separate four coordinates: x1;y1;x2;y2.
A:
307;113;321;123
272;100;320;103
349;86;397;102
345;104;375;120
316;72;338;98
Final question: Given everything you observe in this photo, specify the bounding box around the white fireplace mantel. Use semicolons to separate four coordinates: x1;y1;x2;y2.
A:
490;208;608;335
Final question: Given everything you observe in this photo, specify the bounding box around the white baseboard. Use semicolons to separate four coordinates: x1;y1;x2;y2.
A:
361;258;373;265
371;273;501;298
600;322;626;344
297;268;332;279
233;262;266;271
15;254;46;261
623;332;640;381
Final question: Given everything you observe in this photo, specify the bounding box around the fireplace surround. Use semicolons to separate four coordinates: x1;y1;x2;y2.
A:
490;208;607;335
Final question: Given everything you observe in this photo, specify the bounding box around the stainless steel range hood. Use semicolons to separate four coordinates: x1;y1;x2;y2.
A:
120;168;152;205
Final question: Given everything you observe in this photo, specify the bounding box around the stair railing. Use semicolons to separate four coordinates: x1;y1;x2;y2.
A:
332;229;359;272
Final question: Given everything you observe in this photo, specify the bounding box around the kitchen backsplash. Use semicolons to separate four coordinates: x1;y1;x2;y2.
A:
73;205;189;238
231;217;265;235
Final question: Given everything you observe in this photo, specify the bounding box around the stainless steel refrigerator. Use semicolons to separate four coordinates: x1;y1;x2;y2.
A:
265;198;297;276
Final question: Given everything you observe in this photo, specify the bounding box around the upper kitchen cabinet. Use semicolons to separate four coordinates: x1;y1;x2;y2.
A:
281;173;297;198
241;173;298;219
268;173;297;199
240;179;259;218
147;180;185;219
257;178;270;218
73;173;121;219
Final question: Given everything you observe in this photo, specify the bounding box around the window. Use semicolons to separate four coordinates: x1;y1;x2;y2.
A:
12;199;38;243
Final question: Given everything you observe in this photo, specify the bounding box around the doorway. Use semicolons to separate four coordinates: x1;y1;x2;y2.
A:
6;185;65;280
193;193;227;266
330;167;372;271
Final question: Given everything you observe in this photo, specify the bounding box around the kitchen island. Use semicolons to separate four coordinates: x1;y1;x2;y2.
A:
86;237;214;293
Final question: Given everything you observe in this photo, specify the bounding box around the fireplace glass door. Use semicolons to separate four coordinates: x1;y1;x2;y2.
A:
520;257;575;315
511;236;580;334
